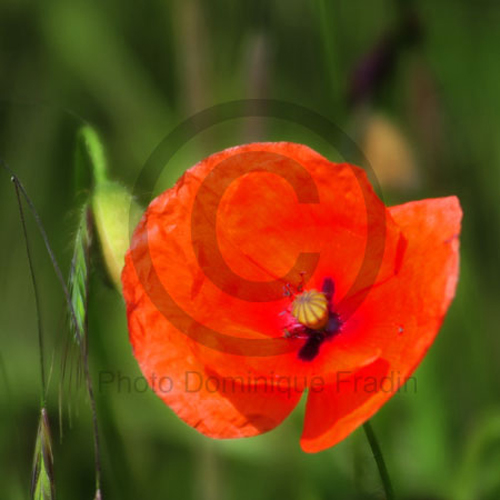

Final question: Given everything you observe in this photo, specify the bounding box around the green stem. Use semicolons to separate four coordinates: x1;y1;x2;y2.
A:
12;176;47;405
79;125;108;186
363;420;394;500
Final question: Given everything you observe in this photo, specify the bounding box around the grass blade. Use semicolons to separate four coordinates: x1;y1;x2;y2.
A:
3;162;103;498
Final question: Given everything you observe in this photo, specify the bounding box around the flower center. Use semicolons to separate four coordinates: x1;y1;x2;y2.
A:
291;289;329;330
284;278;342;362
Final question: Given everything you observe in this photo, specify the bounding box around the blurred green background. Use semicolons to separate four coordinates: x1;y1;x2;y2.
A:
1;0;500;499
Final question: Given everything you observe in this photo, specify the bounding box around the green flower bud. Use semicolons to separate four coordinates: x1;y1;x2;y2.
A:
92;180;142;290
77;125;143;290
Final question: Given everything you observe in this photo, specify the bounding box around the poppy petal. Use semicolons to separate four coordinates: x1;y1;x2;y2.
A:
300;196;461;452
123;262;303;438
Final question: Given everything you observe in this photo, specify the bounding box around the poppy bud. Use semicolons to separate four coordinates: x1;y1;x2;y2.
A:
78;125;143;290
92;179;143;290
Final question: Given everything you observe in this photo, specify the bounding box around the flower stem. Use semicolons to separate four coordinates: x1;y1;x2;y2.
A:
363;420;394;500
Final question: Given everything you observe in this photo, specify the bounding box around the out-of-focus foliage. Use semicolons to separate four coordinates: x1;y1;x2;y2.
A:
1;0;500;499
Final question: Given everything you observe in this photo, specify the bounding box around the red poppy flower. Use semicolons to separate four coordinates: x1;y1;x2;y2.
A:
122;142;461;452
